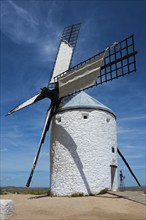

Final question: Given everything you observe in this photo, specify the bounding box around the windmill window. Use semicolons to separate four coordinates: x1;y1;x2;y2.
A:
106;117;110;123
112;147;115;153
56;116;61;123
82;113;89;119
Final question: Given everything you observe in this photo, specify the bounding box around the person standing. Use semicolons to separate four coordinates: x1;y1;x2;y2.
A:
120;170;125;190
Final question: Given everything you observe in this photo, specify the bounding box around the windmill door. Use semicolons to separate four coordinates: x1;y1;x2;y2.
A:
110;165;117;191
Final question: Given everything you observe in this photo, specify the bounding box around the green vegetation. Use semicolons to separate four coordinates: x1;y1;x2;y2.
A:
0;187;49;195
20;189;49;195
97;188;109;195
71;192;84;197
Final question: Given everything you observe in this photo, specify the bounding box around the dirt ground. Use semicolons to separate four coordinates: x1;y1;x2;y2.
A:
1;193;146;220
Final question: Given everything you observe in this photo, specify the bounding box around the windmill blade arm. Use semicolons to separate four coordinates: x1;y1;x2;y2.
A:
6;87;57;116
117;148;141;187
7;93;42;116
26;102;56;187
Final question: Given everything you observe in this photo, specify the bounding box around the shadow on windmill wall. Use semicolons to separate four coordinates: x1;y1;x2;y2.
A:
54;124;92;195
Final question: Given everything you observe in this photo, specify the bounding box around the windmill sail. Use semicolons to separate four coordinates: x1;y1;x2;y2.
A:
97;35;137;86
49;23;81;84
26;102;56;187
50;40;73;83
54;35;137;98
7;93;43;116
58;51;106;98
6;87;57;116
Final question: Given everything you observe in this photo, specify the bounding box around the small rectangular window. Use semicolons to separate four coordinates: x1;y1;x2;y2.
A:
112;147;115;153
56;116;61;123
82;113;89;119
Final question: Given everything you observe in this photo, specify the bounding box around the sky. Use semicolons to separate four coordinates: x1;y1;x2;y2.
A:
0;0;145;188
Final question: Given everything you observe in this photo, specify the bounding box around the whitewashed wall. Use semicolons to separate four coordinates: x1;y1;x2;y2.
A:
50;108;117;196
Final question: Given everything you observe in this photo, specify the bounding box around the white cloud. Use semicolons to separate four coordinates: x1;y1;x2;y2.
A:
0;0;61;63
0;148;8;152
117;125;145;135
0;176;12;181
1;0;39;44
40;151;50;158
129;165;146;170
123;154;144;159
120;145;145;150
38;41;58;63
118;115;146;121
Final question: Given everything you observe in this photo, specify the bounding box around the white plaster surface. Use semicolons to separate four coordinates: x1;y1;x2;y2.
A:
50;108;118;196
0;200;15;220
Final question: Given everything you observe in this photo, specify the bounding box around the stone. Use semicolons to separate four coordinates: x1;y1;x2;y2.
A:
0;200;15;220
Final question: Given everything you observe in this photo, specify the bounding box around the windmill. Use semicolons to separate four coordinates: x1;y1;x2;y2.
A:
7;23;140;190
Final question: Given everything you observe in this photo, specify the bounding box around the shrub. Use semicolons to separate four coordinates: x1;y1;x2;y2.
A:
71;192;84;197
22;190;49;195
97;188;109;195
0;188;49;195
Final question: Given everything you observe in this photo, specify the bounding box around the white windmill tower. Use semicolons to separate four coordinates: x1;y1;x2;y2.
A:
7;24;141;194
50;91;117;196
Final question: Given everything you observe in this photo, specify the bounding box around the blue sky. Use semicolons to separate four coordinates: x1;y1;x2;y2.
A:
0;0;145;188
